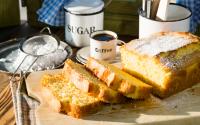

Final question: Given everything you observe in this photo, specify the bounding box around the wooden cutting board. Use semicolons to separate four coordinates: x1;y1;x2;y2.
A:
26;69;200;125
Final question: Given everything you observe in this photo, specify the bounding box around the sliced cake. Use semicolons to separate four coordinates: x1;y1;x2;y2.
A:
41;74;102;118
63;59;124;103
85;57;152;99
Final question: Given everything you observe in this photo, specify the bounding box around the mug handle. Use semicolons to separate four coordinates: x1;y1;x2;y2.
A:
115;40;126;55
116;40;126;46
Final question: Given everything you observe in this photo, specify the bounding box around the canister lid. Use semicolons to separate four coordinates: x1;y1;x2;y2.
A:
64;0;104;14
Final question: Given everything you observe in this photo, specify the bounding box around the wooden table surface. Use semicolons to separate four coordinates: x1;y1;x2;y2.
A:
0;22;135;125
0;77;15;125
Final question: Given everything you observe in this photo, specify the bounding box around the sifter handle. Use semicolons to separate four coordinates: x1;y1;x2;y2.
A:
10;56;39;82
40;27;52;35
10;55;29;81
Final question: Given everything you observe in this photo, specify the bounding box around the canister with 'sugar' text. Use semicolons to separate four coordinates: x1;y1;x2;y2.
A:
64;0;104;47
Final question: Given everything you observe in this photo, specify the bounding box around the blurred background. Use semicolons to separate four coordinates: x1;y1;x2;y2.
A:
0;0;199;41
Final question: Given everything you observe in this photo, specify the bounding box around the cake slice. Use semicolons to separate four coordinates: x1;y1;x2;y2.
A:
41;74;102;118
63;59;124;103
85;57;152;99
120;32;200;98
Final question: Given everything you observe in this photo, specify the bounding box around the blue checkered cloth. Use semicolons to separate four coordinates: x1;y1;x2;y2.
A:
177;0;200;33
37;0;72;26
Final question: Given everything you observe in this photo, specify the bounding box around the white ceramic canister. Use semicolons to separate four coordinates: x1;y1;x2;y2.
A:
64;0;104;47
139;4;192;38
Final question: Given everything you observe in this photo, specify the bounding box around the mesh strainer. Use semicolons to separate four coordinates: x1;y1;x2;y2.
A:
11;27;60;80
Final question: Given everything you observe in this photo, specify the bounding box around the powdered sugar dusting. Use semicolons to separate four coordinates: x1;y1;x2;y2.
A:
1;43;68;73
127;34;193;56
22;35;58;55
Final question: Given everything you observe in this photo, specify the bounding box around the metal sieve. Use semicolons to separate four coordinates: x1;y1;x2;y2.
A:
11;27;60;80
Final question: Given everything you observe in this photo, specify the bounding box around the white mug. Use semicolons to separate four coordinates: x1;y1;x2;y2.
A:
139;4;192;38
90;30;123;60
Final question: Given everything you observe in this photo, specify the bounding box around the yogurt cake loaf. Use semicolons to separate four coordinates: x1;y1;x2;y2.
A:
63;59;124;103
41;74;102;118
120;32;200;98
86;57;152;99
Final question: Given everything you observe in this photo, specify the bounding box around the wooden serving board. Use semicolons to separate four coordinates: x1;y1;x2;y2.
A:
26;69;200;125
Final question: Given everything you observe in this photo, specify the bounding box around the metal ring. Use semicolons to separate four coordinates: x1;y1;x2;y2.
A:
39;27;52;35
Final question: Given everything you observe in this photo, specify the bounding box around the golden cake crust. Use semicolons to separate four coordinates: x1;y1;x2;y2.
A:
86;57;152;99
63;59;125;103
120;32;200;98
41;74;102;118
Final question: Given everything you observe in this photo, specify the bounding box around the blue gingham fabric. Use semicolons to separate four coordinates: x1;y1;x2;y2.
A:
176;0;200;33
37;0;72;26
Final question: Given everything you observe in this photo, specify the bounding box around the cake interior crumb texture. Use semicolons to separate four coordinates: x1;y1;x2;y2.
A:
120;32;200;98
41;74;101;118
63;59;124;103
86;57;152;99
